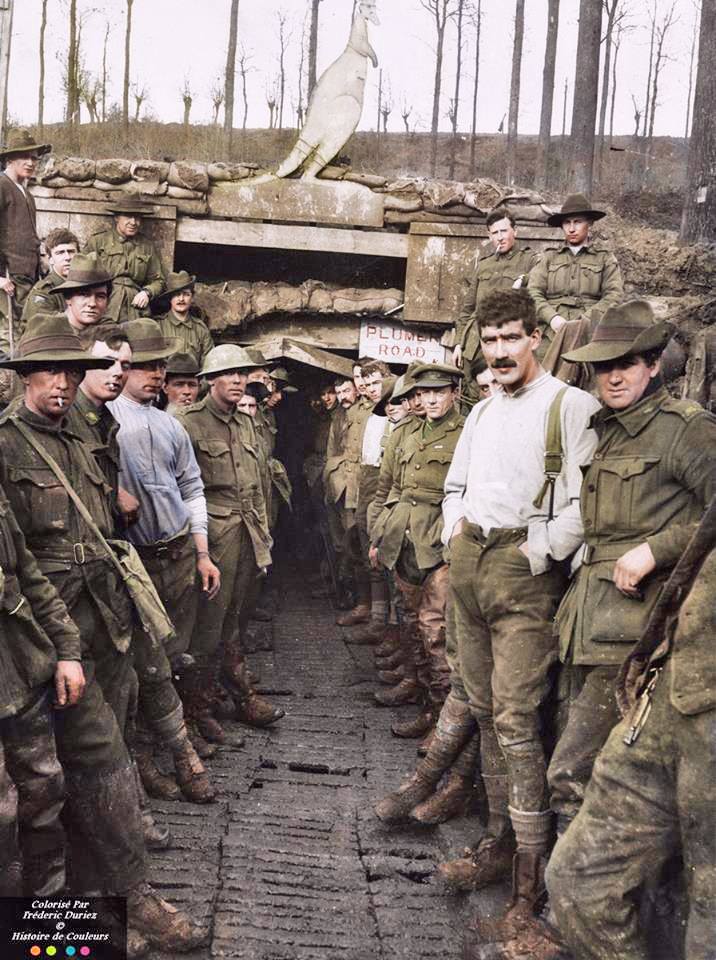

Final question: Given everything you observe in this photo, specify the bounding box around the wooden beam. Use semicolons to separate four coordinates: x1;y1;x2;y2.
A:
33;196;177;221
176;218;409;259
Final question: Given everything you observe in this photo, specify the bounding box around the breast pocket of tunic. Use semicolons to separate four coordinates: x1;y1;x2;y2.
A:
593;456;661;535
9;465;70;534
197;439;234;490
133;250;152;283
576;260;605;299
420;451;453;500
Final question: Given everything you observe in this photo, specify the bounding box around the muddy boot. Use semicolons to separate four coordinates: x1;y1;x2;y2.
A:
186;721;218;759
126;880;209;952
375;624;401;659
170;738;216;804
336;578;371;626
411;733;481;825
126;927;151;959
130;761;172;851
348;618;386;644
375;646;405;670
391;707;434;738
377;664;408;685
374;677;422;707
374;693;476;824
182;659;245;747
222;643;285;728
417;725;437;757
134;744;182;802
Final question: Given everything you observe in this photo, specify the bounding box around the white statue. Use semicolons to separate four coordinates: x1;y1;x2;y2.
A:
275;1;379;180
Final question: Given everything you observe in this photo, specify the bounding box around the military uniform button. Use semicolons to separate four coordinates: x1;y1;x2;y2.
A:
588;483;596;492
415;464;421;470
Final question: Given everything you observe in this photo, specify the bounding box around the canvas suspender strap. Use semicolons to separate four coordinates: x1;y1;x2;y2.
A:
11;417;129;582
532;386;569;521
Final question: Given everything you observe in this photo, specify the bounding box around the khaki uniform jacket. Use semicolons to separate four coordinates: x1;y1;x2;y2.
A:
323;398;373;509
0;487;81;720
21;270;66;329
0;405;134;651
156;309;214;364
457;242;539;360
557;387;716;666
373;409;464;571
367;416;419;540
528;241;623;347
66;391;123;526
84;228;165;322
178;395;272;568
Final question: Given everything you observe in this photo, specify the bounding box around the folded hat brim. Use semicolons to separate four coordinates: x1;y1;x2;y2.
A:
0;142;52;158
547;209;607;227
0;352;113;370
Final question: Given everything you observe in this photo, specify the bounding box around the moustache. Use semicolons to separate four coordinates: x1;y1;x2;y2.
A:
490;361;518;370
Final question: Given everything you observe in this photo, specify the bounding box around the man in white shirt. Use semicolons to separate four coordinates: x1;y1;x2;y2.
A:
437;289;599;953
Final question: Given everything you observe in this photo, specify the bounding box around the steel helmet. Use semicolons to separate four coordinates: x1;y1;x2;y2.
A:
199;344;260;378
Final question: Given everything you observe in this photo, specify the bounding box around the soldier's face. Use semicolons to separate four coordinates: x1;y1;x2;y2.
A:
49;243;79;278
210;368;248;410
320;388;337;411
115;215;142;238
22;365;84;420
247;368;272;387
476;368;500;398
6;153;38;182
480;319;541;394
170;288;193;314
124;360;167;403
163;375;199;407
488;218;516;254
353;366;367;395
594;355;661;410
82;341;132;403
336;380;357;408
415;385;455;420
237;395;258;417
363;372;383;403
65;285;110;328
407;392;424;415
385;401;407;423
561;216;591;247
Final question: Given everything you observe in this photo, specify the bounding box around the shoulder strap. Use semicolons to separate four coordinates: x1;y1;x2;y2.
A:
533;386;568;521
11;418;128;583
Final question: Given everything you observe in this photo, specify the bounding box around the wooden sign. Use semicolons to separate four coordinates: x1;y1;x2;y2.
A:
359;320;448;366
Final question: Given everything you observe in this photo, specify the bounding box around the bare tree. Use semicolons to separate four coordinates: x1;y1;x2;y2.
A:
307;0;324;99
38;0;48;132
132;82;147;122
101;20;110;123
568;0;602;195
238;44;252;130
506;0;525;186
609;18;629;144
376;67;382;133
381;90;393;133
561;77;568;136
123;0;134;137
646;2;678;143
266;77;278;129
401;98;413;133
468;0;482;175
81;74;101;123
641;0;656;137
680;0;715;242
67;0;79;126
296;9;308;127
630;93;641;137
420;0;458;176
224;0;240;146
448;0;465;178
181;78;192;128
536;0;560;189
276;10;290;129
210;78;225;125
595;0;626;182
684;2;701;140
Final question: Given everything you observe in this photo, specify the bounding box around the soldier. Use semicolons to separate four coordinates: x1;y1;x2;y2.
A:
0;128;51;350
161;351;201;414
152;270;214;364
547;505;716;960
83;197;165;322
53;253;113;343
454;209;538;405
528;192;624;384
369;364;463;743
0;313;205;953
22;228;80;326
436;289;599;954
69;324;215;806
0;488;85;896
545;300;716;840
178;345;285;734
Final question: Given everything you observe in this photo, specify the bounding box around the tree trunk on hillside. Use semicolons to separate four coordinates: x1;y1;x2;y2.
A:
0;0;13;144
277;10;288;129
123;0;133;138
684;3;700;140
608;20;624;145
238;46;250;130
469;0;482;175
449;0;465;178
642;1;656;138
506;0;525;186
680;0;715;243
595;0;619;185
101;20;109;123
308;0;323;100
536;0;559;189
224;0;239;149
38;0;47;132
421;0;456;177
647;3;677;143
568;0;602;196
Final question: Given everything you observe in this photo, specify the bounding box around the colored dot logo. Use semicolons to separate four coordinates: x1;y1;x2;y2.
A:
27;948;89;958
29;949;41;958
46;949;57;957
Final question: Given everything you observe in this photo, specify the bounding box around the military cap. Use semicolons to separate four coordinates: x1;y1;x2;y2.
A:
0;313;113;370
245;347;270;367
390;361;423;401
547;193;607;227
199;344;261;378
0;128;51;159
104;196;155;216
563;299;673;365
152;270;195;305
165;351;200;377
372;376;399;416
410;362;464;389
271;366;298;393
123;318;180;363
51;253;113;295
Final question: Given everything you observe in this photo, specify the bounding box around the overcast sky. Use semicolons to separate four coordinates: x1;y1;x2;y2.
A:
7;0;700;138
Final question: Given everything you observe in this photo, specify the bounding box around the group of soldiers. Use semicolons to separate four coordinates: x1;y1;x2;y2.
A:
0;125;713;960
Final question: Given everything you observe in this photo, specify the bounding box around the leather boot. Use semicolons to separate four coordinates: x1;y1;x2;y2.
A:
348;618;386;644
417;725;437;757
410;733;481;825
182;659;244;747
391;707;434;738
436;826;516;890
126;927;151;959
374;625;401;659
186;721;218;759
377;663;407;685
222;644;285;728
141;810;171;851
374;677;422;707
134;745;182;802
336;579;371;625
374;646;405;670
126;881;209;952
171;739;216;804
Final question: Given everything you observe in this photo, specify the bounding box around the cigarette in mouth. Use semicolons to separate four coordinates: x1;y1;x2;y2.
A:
57;398;65;408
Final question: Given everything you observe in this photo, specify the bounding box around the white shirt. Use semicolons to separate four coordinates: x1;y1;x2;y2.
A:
361;413;388;467
442;371;600;575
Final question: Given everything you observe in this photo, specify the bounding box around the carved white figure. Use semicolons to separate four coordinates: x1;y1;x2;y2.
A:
275;1;380;179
